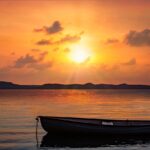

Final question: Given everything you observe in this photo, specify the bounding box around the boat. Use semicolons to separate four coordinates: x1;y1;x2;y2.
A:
37;116;150;135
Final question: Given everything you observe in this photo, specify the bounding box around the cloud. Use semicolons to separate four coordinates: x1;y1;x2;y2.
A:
34;21;63;35
57;34;81;44
125;29;150;46
13;52;51;70
105;38;119;44
122;58;136;66
14;54;37;68
36;34;81;46
36;39;52;45
44;21;63;34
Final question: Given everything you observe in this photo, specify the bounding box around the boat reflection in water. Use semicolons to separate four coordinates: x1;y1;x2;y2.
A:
40;133;150;148
38;116;150;148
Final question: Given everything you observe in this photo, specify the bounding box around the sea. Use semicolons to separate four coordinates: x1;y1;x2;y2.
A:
0;89;150;150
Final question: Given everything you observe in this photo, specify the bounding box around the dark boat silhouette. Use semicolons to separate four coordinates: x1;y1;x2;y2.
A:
38;116;150;135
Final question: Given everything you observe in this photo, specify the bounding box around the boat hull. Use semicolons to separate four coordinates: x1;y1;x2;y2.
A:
39;116;150;135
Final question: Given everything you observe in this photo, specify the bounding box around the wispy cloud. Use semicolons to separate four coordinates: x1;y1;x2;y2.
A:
36;34;81;46
56;34;81;44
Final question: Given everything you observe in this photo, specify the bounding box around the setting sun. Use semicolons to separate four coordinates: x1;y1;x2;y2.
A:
70;45;91;63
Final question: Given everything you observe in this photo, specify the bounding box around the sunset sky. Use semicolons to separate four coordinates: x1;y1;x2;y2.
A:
0;0;150;84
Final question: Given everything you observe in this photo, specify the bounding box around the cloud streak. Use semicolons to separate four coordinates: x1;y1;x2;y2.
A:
56;34;81;44
36;39;52;45
36;34;81;46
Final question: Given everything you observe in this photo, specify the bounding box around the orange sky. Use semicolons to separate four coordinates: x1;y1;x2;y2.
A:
0;0;150;84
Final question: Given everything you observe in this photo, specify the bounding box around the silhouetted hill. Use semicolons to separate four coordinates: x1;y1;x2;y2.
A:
0;81;150;89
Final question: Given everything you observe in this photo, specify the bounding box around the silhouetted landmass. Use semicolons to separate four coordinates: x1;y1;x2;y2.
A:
0;81;150;89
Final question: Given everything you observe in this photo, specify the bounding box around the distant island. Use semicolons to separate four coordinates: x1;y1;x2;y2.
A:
0;81;150;89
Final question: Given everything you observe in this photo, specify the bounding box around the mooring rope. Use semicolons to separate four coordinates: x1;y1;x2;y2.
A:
36;116;39;148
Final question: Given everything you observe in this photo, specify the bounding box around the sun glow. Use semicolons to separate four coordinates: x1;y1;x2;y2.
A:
70;45;91;63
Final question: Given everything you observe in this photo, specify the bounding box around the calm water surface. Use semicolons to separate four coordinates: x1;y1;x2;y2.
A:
0;89;150;150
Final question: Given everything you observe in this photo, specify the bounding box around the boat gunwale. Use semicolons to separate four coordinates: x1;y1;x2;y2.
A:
38;116;150;127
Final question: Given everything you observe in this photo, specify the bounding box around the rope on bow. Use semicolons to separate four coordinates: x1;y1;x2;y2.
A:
35;116;39;148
